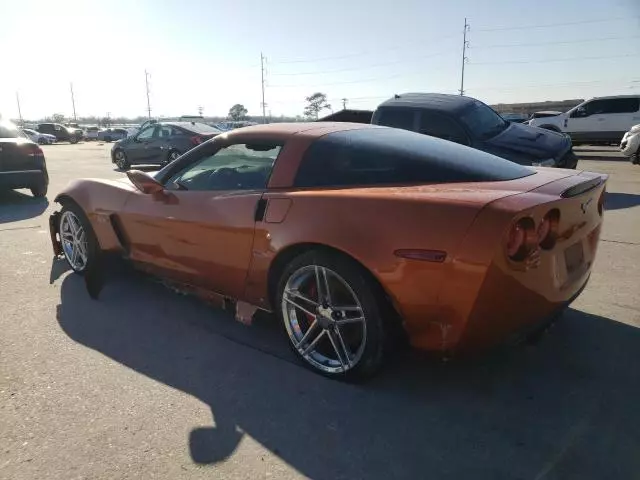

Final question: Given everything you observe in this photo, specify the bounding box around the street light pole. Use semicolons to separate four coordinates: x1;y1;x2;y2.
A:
16;92;24;126
70;82;77;121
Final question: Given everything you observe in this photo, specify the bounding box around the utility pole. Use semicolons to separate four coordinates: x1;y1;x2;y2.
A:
459;18;470;96
145;70;152;119
260;53;267;124
70;82;77;121
341;98;348;110
16;92;24;126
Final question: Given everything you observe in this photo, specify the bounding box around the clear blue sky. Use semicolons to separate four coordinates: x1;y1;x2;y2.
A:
1;0;639;120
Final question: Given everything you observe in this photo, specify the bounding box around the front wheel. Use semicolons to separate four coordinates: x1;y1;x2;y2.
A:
58;203;99;274
30;184;48;198
276;250;386;381
114;149;130;170
165;150;181;165
70;137;79;144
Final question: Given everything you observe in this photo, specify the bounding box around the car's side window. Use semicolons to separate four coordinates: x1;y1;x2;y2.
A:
167;142;282;191
375;108;416;131
605;98;640;114
137;125;156;140
418;112;469;145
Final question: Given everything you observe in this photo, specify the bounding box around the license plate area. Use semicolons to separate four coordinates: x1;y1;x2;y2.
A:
564;242;584;274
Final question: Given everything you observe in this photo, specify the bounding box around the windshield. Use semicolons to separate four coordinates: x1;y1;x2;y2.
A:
0;123;23;138
459;101;508;140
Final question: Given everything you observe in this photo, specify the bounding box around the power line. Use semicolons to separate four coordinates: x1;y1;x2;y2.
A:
469;78;640;92
269;50;453;76
474;16;635;32
269;70;430;88
268;33;459;65
472;35;640;50
471;52;640;66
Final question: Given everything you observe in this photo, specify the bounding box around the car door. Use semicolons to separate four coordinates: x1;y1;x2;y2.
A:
416;111;470;145
147;124;175;162
127;124;157;162
118;139;282;298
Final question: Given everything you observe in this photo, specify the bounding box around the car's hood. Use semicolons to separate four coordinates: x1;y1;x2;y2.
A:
484;122;570;162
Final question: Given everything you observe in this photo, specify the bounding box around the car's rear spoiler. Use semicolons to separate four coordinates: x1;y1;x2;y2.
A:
561;175;606;198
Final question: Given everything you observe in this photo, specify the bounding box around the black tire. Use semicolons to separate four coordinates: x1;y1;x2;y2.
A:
276;250;387;381
165;149;181;165
30;184;48;198
70;136;78;144
114;149;130;170
58;202;99;274
104;136;112;143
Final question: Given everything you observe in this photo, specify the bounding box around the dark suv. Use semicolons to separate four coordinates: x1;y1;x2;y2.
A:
0;122;49;197
37;123;82;143
111;121;221;170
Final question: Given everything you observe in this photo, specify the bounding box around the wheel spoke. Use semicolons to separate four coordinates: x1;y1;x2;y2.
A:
333;306;362;313
70;244;79;266
327;330;347;371
315;266;332;304
284;296;317;318
301;329;327;356
296;319;319;348
61;231;74;241
284;289;318;308
333;327;352;366
336;316;365;326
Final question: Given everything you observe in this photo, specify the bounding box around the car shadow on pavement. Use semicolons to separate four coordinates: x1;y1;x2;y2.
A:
604;192;640;211
0;190;49;224
55;270;640;479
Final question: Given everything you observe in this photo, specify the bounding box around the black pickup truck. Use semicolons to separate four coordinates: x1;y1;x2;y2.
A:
320;93;578;169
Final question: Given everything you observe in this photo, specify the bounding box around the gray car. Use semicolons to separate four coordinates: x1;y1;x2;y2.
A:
111;121;222;170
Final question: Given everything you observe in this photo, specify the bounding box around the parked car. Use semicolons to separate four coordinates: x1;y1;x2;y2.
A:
620;124;640;164
98;128;129;142
322;93;577;168
501;112;529;123
50;122;606;380
0;121;49;197
21;128;57;145
36;123;81;144
84;126;100;140
111;121;221;170
528;95;640;144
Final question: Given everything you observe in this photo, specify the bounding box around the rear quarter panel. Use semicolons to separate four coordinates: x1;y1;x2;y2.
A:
243;190;486;337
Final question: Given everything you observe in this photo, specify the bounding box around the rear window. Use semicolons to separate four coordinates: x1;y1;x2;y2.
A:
0;123;22;138
294;128;533;188
181;122;222;134
374;108;415;131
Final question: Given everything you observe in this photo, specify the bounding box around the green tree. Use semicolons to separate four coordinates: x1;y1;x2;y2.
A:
228;104;248;121
303;93;331;120
52;113;65;123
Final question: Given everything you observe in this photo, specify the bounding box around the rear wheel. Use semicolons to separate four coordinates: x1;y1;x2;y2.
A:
167;150;181;165
276;250;386;381
70;136;78;144
30;184;47;198
58;203;99;274
114;149;130;170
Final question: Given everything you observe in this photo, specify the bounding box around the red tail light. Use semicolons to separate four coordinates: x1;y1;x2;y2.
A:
190;135;204;145
23;144;44;157
538;209;560;250
506;217;536;261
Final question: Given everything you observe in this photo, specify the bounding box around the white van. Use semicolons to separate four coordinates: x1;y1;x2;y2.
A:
528;95;640;144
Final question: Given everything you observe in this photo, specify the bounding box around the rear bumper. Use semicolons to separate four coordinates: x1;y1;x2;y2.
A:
0;170;47;190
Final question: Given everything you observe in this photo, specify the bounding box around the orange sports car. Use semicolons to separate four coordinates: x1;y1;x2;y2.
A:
50;122;607;380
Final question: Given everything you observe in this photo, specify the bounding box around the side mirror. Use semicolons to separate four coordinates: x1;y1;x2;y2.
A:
572;107;587;118
126;170;164;194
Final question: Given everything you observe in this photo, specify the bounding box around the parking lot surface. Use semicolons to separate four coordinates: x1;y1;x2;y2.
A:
1;143;639;479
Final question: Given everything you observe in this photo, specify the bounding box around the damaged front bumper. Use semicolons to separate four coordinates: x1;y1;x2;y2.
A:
49;211;63;257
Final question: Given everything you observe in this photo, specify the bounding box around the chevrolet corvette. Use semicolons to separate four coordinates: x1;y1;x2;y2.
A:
50;122;607;380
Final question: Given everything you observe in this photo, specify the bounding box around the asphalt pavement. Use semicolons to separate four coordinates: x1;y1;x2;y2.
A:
1;143;639;479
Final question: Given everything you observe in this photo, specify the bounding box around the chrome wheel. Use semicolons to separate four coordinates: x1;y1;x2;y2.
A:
282;265;367;374
169;151;180;162
60;210;89;272
114;150;127;169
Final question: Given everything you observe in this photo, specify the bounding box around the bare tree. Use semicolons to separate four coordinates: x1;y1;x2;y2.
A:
303;93;331;120
228;104;248;121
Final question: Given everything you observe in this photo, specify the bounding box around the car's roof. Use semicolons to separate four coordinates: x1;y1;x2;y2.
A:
588;95;640;100
223;122;378;138
377;93;476;113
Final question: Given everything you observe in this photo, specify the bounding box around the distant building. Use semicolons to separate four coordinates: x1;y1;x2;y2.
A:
491;99;583;116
